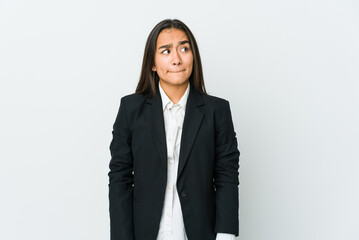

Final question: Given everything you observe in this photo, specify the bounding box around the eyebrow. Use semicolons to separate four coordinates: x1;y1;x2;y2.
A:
158;40;190;49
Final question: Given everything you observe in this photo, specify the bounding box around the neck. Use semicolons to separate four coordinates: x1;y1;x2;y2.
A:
159;80;189;104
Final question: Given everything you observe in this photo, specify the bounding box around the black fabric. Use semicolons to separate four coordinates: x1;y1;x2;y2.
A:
108;82;240;240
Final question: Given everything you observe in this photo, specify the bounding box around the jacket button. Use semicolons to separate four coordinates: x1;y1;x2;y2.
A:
181;190;187;198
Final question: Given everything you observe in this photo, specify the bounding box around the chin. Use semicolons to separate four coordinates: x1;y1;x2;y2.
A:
175;80;189;85
163;78;189;86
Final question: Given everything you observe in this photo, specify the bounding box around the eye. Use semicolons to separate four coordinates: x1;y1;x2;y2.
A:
180;46;189;52
162;49;170;54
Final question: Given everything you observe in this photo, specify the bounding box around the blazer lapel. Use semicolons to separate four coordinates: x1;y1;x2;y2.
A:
145;82;205;180
177;84;204;179
145;85;168;169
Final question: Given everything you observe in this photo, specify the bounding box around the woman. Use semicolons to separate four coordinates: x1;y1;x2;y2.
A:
108;19;240;240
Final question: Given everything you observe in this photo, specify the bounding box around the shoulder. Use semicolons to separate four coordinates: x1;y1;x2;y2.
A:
113;93;145;117
113;93;147;128
119;93;148;109
201;93;230;112
200;93;234;128
200;93;237;134
120;92;146;104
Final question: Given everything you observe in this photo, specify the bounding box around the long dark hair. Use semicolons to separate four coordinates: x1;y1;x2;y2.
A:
135;19;207;98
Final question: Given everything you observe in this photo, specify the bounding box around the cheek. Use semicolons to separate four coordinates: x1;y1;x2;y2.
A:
155;61;168;77
185;54;194;66
187;58;194;71
155;59;167;71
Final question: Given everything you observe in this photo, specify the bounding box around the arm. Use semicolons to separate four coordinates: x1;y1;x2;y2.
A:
214;100;240;237
108;97;135;240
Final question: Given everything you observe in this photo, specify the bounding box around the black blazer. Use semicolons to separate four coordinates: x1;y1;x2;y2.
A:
108;82;240;240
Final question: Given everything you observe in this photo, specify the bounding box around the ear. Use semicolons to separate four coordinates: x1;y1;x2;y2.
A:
152;66;156;71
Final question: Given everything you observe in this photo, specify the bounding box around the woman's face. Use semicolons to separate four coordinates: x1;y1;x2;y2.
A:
152;28;193;87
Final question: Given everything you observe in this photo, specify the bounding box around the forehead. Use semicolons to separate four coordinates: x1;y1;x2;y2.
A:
156;28;189;47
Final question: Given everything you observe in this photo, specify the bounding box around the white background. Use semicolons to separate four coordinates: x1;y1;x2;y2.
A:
1;0;358;239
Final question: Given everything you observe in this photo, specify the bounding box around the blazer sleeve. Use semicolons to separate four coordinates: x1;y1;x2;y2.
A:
214;100;240;237
108;97;135;240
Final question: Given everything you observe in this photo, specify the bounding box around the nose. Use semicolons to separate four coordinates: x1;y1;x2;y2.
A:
172;50;181;66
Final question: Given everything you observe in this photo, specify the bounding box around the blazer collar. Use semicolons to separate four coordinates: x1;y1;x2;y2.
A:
145;81;205;180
